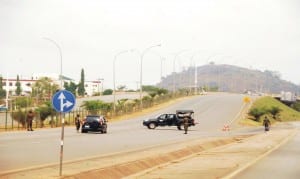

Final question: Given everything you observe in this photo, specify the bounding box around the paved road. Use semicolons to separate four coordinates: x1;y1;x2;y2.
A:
233;122;300;179
0;93;245;172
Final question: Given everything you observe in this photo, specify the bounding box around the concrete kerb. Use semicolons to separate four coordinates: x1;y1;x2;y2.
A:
125;128;297;179
62;135;252;179
0;135;249;179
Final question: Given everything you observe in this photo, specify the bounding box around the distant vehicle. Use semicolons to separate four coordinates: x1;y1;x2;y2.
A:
143;110;196;130
81;115;108;134
0;105;8;112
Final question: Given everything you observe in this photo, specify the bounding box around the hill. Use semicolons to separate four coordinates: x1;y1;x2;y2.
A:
157;64;300;94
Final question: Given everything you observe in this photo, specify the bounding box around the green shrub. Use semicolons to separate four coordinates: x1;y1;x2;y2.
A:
291;102;300;112
268;106;281;120
248;107;267;121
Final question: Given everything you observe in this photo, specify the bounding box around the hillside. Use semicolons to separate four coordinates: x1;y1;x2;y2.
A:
157;64;300;94
252;96;300;121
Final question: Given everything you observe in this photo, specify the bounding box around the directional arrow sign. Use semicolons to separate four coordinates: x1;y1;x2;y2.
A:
52;90;76;113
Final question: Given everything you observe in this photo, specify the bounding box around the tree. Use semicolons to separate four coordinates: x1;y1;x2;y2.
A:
291;102;300;112
64;81;77;96
15;97;33;108
268;106;281;120
36;101;56;127
117;85;126;91
81;100;112;115
15;75;22;96
103;89;113;95
77;68;85;96
248;107;267;121
31;77;59;104
0;77;6;99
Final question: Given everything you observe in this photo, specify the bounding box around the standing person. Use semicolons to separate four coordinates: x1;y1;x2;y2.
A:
183;116;189;134
75;114;81;132
263;116;271;132
27;110;34;131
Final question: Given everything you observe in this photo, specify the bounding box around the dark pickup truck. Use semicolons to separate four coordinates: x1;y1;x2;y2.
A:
143;110;196;130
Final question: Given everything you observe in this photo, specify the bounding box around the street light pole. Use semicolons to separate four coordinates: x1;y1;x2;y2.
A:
140;44;161;110
173;50;188;95
190;52;202;95
43;37;64;176
113;50;129;114
97;78;104;95
160;57;165;81
43;37;63;88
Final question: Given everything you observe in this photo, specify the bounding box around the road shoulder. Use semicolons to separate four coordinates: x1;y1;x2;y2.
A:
126;128;297;179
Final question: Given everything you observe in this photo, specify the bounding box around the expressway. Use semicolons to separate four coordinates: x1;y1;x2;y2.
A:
0;93;245;173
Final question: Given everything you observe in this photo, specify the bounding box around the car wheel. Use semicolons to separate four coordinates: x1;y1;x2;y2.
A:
148;123;156;129
81;130;87;133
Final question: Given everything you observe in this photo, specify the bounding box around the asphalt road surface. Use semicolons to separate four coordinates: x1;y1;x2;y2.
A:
0;93;245;172
233;122;300;179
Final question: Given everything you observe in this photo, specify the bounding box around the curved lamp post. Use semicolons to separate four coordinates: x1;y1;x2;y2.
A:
173;50;189;95
140;44;161;110
43;37;63;89
113;50;129;114
43;37;64;176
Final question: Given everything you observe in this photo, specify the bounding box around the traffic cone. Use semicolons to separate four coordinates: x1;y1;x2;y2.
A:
222;124;230;131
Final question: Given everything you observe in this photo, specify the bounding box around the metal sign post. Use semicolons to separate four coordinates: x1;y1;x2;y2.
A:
52;90;76;176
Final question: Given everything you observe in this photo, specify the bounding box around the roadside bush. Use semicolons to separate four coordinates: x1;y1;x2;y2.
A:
36;101;56;127
268;106;281;120
291;102;300;112
248;107;267;121
103;89;113;95
11;109;26;127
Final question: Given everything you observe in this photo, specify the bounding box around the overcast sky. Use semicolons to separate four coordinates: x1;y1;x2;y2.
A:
1;0;300;89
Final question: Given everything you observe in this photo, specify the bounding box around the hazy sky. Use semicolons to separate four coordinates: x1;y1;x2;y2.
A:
1;0;300;89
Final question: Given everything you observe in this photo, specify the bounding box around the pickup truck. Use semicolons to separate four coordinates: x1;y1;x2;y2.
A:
142;110;196;130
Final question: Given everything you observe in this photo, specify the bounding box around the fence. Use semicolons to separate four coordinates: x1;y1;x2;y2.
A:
0;91;190;131
0;109;90;131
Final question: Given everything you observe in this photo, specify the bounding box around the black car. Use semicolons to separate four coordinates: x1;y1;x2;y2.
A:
81;115;108;133
143;110;196;130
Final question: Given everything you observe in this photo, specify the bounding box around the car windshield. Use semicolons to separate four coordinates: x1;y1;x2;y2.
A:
86;116;100;122
157;114;167;119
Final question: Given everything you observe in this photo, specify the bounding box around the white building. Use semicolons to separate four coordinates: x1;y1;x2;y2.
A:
84;80;102;96
1;74;102;96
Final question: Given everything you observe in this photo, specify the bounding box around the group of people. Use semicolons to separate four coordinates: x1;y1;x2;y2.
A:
25;112;271;133
25;110;83;132
182;115;271;135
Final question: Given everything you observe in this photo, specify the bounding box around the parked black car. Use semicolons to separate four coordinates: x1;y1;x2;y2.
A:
81;115;108;133
143;110;196;130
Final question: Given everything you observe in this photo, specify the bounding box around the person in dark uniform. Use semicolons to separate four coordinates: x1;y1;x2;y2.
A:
183;116;189;134
75;114;81;132
263;116;271;132
27;110;34;131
